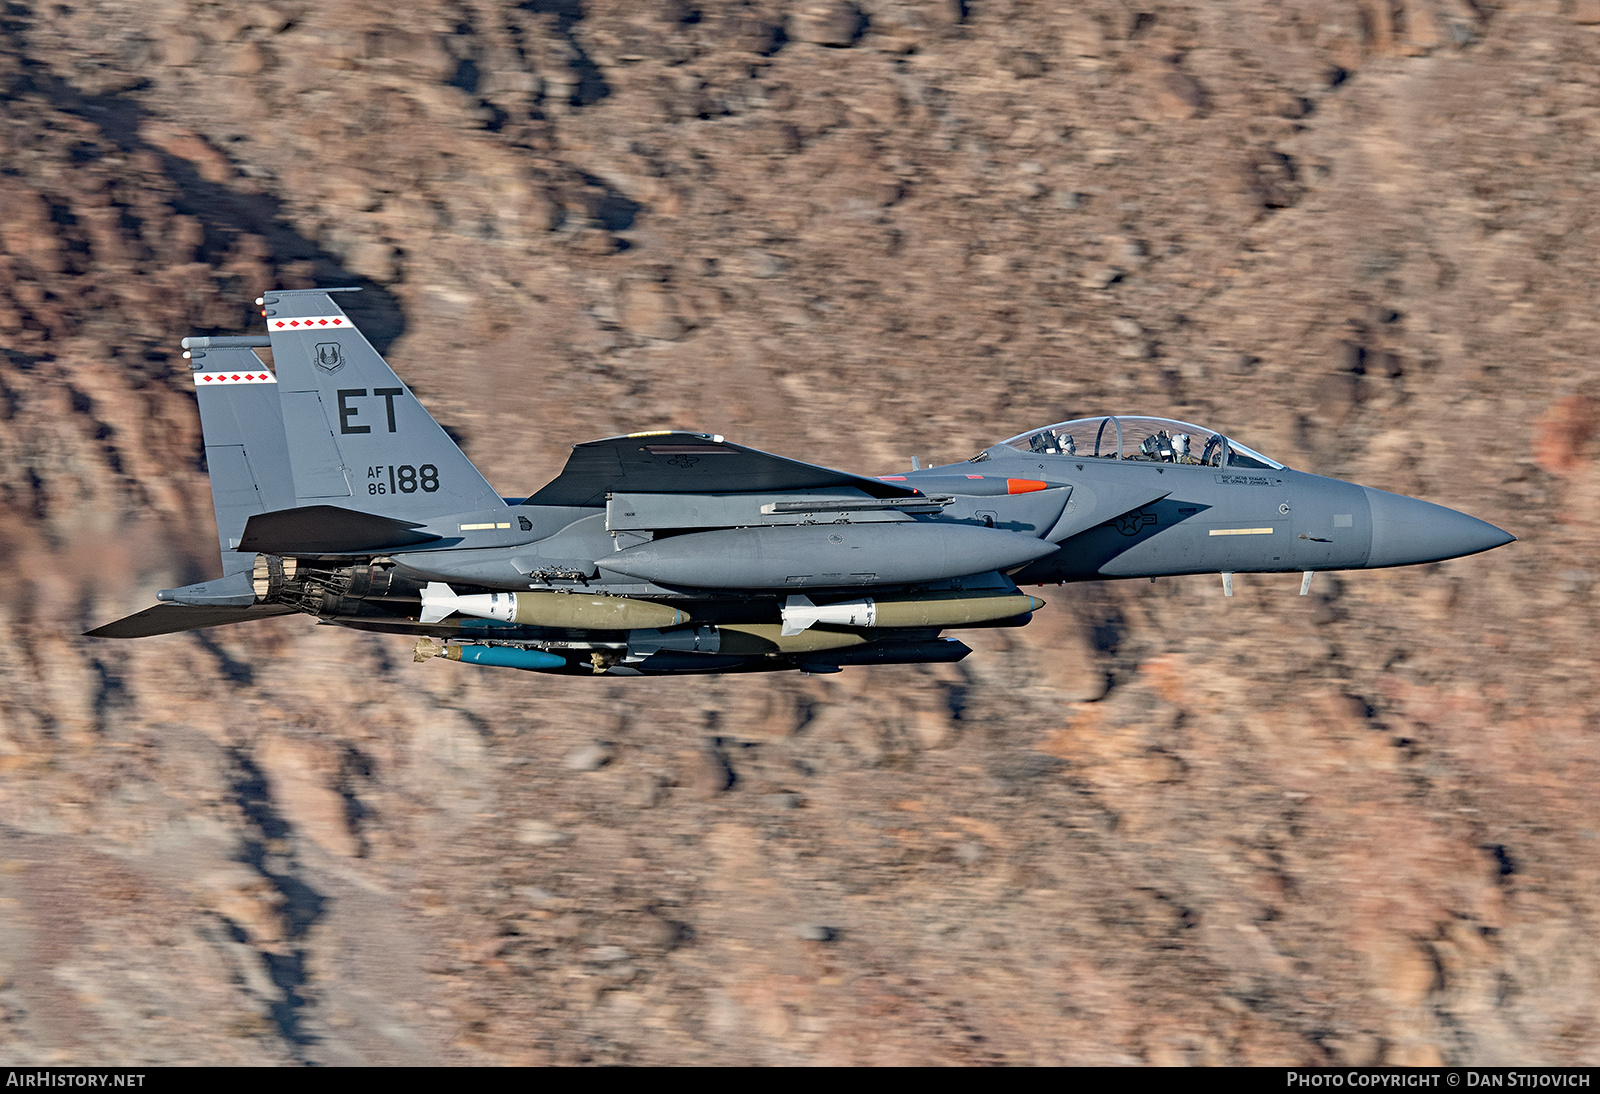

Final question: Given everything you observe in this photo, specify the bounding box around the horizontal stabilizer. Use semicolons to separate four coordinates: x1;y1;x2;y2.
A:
85;603;297;639
238;505;442;556
525;432;923;507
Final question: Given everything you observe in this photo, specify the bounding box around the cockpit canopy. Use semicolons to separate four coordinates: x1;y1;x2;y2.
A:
991;416;1285;470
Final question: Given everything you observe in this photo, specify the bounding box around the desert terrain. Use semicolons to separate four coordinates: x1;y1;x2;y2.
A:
1;0;1598;1065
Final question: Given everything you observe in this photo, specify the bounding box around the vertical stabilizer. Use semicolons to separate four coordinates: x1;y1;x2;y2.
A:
187;341;294;575
259;288;505;518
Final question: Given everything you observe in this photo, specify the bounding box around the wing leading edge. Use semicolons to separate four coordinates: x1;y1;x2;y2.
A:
522;432;923;507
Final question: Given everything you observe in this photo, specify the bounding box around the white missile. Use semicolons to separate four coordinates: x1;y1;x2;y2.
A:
419;583;691;629
780;595;875;636
420;583;516;625
780;591;1046;636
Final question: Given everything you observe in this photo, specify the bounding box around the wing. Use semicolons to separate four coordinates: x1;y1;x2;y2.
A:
85;603;298;639
522;432;921;507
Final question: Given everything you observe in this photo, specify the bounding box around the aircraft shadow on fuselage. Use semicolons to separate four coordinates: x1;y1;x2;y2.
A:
951;513;1044;534
1017;499;1218;583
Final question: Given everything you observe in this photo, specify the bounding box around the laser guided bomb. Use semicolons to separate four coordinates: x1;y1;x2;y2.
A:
88;288;1514;677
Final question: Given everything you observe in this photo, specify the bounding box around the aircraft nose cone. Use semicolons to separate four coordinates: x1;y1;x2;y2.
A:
1363;486;1515;568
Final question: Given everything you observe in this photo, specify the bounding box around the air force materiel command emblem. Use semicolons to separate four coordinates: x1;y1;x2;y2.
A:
314;342;346;372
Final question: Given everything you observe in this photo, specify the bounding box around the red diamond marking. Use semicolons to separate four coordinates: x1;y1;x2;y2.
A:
202;375;213;382
274;321;285;327
332;318;342;325
318;319;329;325
230;374;240;381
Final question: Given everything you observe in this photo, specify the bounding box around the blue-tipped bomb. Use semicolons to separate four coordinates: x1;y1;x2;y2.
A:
446;645;567;671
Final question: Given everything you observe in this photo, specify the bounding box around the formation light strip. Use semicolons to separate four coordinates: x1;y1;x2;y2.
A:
194;371;276;385
266;315;353;331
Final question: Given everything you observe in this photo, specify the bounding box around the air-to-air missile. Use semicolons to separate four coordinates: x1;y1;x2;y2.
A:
778;591;1048;635
88;288;1514;677
418;585;692;629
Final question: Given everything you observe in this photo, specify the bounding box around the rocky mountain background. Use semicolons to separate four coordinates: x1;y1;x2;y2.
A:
0;0;1596;1066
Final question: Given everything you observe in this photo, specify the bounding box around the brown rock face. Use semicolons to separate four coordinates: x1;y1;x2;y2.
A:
617;278;688;341
1534;396;1598;477
792;2;867;48
0;0;1593;1067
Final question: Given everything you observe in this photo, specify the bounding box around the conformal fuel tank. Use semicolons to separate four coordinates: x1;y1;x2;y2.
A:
600;522;1057;589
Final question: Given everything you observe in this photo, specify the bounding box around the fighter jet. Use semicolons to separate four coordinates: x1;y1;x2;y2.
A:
87;288;1514;676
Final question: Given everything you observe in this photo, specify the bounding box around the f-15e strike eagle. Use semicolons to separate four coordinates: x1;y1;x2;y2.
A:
88;288;1514;677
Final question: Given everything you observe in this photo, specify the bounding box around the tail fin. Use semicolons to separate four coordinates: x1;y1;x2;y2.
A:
186;339;295;575
259;287;504;519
